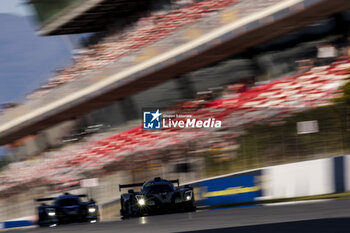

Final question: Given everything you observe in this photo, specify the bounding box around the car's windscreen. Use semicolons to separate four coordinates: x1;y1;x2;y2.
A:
56;198;80;206
143;184;174;194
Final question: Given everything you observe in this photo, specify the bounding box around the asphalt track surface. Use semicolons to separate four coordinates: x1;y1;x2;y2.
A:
7;199;350;233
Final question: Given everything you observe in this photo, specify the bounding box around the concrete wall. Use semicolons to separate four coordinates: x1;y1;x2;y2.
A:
262;158;335;199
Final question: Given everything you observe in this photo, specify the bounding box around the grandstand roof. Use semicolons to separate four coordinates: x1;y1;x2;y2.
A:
0;0;349;145
28;0;153;35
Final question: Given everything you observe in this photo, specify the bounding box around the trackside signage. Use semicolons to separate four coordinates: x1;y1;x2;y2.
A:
143;109;222;130
192;172;262;206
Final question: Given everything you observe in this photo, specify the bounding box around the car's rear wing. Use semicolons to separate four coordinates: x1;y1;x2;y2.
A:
35;194;88;202
169;179;180;187
35;197;55;202
119;182;145;192
119;179;180;191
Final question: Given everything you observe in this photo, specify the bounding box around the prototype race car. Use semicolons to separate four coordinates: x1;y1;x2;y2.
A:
35;193;99;226
119;177;196;217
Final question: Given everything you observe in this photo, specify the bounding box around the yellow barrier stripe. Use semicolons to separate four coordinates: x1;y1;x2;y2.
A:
202;186;260;198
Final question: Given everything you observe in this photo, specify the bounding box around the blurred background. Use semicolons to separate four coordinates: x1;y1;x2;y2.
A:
1;0;350;224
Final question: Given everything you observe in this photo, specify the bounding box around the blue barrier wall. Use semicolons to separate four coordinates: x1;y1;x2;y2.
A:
334;156;345;193
1;220;34;229
192;170;262;206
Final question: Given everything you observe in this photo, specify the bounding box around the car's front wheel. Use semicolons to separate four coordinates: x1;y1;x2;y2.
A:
121;199;133;218
184;204;196;212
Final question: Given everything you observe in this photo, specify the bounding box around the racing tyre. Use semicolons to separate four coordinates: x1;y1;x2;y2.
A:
185;205;196;212
121;200;133;218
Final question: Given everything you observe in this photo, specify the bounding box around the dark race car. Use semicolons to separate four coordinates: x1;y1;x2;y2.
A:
119;177;196;218
35;193;99;227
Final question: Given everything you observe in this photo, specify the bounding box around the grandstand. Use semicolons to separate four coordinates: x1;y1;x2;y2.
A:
0;0;348;145
1;56;349;195
0;0;350;222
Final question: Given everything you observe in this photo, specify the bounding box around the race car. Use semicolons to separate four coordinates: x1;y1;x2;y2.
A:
119;177;196;217
35;193;99;226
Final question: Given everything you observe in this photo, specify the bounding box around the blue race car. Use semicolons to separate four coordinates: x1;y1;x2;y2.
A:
36;193;99;226
119;177;196;218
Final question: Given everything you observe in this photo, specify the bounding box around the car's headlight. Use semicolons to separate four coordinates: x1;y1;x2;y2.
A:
46;208;56;216
184;190;193;201
48;212;56;216
136;195;146;206
88;207;96;213
138;199;145;206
